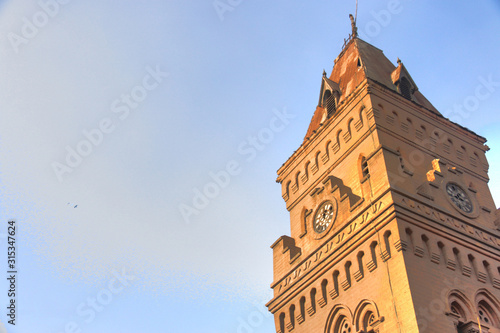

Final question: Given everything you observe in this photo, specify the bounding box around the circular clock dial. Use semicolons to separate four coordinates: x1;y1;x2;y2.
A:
314;201;336;233
446;183;473;213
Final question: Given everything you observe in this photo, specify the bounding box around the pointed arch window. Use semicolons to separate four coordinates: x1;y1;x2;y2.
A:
361;157;369;178
323;90;332;106
323;89;338;118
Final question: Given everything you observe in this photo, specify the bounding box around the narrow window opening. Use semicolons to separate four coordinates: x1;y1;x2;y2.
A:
335;316;352;333
326;92;337;118
361;157;369;178
399;77;412;100
323;90;332;107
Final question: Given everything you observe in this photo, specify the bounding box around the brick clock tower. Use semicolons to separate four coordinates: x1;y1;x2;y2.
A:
266;16;500;333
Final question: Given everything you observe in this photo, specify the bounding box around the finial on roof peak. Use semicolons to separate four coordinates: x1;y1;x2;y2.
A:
397;58;402;65
323;70;327;77
349;14;358;37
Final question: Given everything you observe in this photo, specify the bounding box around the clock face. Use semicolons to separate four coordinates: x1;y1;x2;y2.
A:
314;200;337;234
446;183;473;213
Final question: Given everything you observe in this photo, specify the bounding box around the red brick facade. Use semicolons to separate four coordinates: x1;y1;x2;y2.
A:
267;32;500;333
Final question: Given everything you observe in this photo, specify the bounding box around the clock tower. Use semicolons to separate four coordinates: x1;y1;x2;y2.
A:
266;16;500;333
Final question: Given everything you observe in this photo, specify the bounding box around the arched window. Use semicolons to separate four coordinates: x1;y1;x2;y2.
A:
450;301;466;321
361;157;369;178
354;300;380;332
326;93;337;118
323;89;332;105
322;89;337;118
477;301;500;328
448;290;474;331
476;294;500;329
361;311;376;332
334;316;353;333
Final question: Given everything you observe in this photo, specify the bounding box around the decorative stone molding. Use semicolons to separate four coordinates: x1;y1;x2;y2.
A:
394;239;407;252
430;252;441;264
341;279;351;291
306;306;315;316
366;260;377;272
272;201;385;295
317;297;327;308
414;246;425;258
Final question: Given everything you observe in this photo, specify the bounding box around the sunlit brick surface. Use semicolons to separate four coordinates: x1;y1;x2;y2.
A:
267;34;500;333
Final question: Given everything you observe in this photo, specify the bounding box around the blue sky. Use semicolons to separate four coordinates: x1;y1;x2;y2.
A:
0;1;499;332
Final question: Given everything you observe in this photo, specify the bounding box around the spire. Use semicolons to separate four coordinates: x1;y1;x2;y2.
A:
349;14;358;38
304;38;441;141
343;14;358;49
